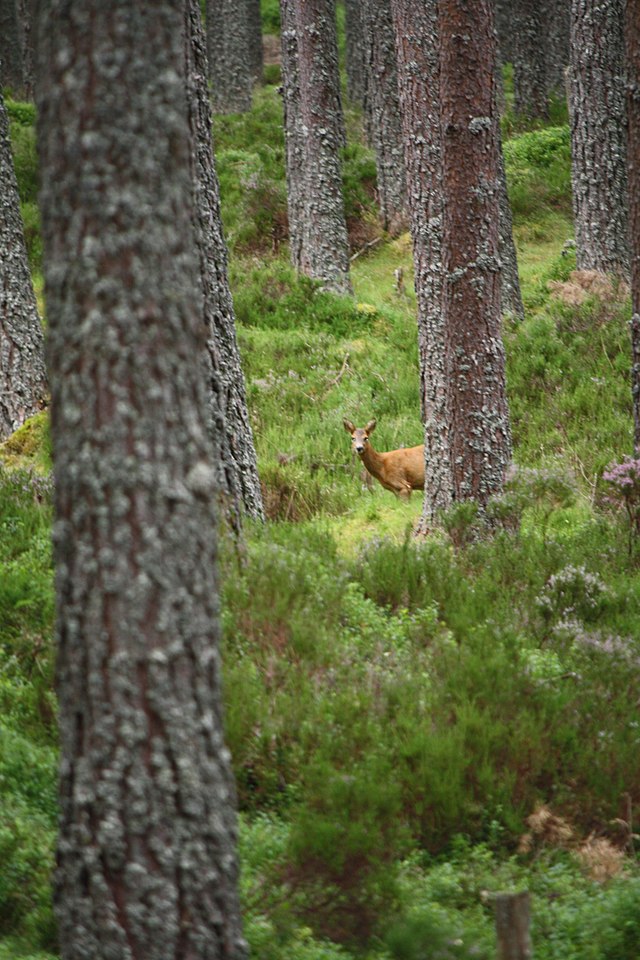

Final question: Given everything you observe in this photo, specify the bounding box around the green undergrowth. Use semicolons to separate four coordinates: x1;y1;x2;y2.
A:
3;75;640;960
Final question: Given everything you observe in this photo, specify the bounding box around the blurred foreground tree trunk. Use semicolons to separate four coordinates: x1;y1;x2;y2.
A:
627;0;640;452
569;0;628;276
280;0;351;294
360;0;406;233
186;0;264;525
207;0;253;113
0;91;46;439
35;1;247;957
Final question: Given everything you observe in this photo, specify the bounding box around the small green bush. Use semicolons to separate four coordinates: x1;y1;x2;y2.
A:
504;125;572;222
0;728;57;948
261;0;280;33
8;120;38;204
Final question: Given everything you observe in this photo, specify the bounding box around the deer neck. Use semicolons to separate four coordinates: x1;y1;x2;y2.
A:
360;442;385;478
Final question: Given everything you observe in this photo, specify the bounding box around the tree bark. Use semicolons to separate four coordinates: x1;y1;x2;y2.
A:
392;0;512;527
185;0;264;526
497;112;524;320
439;0;511;509
35;2;246;958
0;0;26;95
279;0;305;269
344;0;366;107
281;0;351;294
545;0;570;100
568;0;628;276
626;0;640;452
360;0;406;233
206;0;253;114
247;0;263;83
390;0;453;521
0;91;47;439
512;0;549;121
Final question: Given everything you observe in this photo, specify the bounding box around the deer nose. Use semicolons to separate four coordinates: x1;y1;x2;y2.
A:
355;444;364;453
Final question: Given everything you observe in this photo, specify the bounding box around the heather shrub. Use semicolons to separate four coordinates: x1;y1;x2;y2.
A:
603;456;640;549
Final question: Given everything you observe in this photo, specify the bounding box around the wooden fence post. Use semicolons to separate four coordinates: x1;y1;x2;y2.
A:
494;891;532;959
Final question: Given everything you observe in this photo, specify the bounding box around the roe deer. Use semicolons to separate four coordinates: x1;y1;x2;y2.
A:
343;418;424;499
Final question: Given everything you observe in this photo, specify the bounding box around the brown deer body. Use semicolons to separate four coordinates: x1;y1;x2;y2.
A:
343;418;425;500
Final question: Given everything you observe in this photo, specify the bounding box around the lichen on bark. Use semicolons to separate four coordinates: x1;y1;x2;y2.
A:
569;0;628;277
35;2;246;957
0;91;47;440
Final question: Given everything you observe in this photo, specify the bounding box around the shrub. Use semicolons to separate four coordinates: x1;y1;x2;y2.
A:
261;0;280;33
0;728;57;949
603;457;640;549
503;126;572;221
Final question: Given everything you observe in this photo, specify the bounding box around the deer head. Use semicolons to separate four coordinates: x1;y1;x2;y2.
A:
343;418;377;455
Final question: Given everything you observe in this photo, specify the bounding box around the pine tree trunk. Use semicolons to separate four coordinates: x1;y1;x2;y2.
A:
288;0;352;294
280;0;305;269
344;0;366;106
390;0;454;522
495;0;513;72
0;0;26;95
545;0;570;100
626;0;640;452
35;3;246;958
569;0;628;276
186;0;264;525
360;0;406;234
497;115;524;320
0;92;46;439
439;0;511;507
207;0;253;114
512;0;549;121
247;0;264;83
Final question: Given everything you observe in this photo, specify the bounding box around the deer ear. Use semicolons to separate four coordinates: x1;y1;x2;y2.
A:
343;418;355;433
366;419;377;434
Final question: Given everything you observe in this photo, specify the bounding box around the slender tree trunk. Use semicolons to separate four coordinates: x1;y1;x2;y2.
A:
546;0;570;100
35;2;246;958
512;0;549;121
247;0;263;83
497;110;524;320
279;0;305;269
0;0;26;95
626;0;640;452
568;0;628;275
0;92;46;439
186;0;264;525
390;0;453;520
360;0;406;233
439;0;511;507
344;0;366;107
207;0;253;114
495;0;513;72
288;0;352;294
